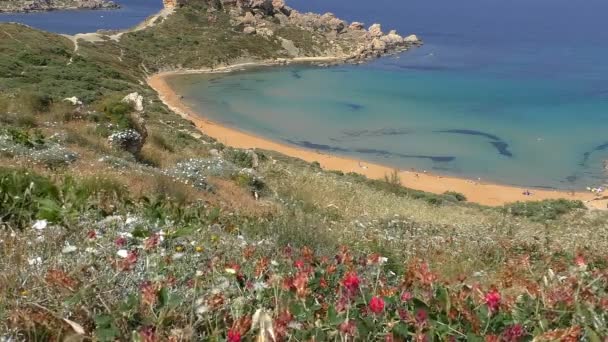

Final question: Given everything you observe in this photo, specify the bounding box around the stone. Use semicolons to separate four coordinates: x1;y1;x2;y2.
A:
349;22;365;30
380;30;404;46
368;23;383;37
63;96;83;106
243;26;257;34
257;27;274;37
404;34;420;43
371;38;387;51
241;11;255;24
122;92;144;112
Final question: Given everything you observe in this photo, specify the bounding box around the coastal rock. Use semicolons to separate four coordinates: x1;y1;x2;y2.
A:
1;0;119;12
349;22;365;30
122;92;144;112
380;30;404;46
280;38;300;56
404;34;420;43
368;23;383;38
243;26;257;34
371;38;387;51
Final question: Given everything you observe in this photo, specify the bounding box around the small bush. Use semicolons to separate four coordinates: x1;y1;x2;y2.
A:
502;199;586;221
443;191;467;202
224;148;254;168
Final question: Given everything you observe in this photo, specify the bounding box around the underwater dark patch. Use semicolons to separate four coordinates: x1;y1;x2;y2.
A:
436;129;502;142
490;141;513;157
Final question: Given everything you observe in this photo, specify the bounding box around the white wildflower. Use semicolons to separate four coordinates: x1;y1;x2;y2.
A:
28;257;42;266
62;245;78;254
172;253;184;260
85;247;99;254
32;220;47;230
117;249;129;258
225;268;237;274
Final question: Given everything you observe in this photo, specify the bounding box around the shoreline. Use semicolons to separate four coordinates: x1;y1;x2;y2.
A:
147;61;607;209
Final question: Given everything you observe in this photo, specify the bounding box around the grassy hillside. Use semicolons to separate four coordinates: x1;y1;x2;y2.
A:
1;4;608;340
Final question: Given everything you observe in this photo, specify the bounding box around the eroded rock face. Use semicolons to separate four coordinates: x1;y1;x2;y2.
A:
349;22;365;30
243;26;257;34
380;30;404;46
368;23;383;38
122;92;144;112
371;38;387;51
404;34;420;43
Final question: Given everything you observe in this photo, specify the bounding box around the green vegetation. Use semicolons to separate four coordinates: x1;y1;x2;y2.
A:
0;3;607;340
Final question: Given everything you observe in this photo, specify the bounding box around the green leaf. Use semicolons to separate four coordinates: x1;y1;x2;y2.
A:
392;322;411;338
158;287;169;308
327;305;342;325
585;326;601;342
95;327;120;342
94;314;113;327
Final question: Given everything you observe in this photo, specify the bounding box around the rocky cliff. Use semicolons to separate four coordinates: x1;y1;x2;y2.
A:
0;0;119;13
223;0;421;60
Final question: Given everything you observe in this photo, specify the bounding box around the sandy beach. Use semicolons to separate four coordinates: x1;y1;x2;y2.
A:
147;61;607;209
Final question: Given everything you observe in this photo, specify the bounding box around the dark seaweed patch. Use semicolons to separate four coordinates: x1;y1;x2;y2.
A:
343;103;364;111
436;129;513;158
436;129;502;142
285;140;454;163
580;141;608;166
291;70;302;79
490;141;513;157
341;128;412;138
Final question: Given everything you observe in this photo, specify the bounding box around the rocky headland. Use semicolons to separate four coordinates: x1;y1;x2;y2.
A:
0;0;119;13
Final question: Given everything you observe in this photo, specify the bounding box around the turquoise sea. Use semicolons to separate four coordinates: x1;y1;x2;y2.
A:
3;0;608;189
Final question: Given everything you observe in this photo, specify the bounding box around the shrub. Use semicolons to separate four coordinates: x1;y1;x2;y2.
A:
224;148;254;168
502;199;586;222
443;191;467;202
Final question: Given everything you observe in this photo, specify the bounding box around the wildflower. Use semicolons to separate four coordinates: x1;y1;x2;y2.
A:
485;288;501;313
415;308;428;325
62;244;78;254
28;257;42;266
293;272;309;298
227;329;241;342
175;245;184;252
294;259;305;269
574;253;586;267
115;236;127;247
20;290;29;297
502;324;525;342
144;234;160;250
195;246;204;253
339;320;357;336
225;268;237;275
342;272;360;293
369;296;385;314
172;253;184;260
85;247;99;254
139;326;157;342
400;291;413;302
117;249;129;258
32;220;47;230
86;230;97;240
140;281;158;307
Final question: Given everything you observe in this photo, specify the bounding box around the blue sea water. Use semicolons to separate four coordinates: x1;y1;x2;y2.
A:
0;0;161;34
2;0;608;189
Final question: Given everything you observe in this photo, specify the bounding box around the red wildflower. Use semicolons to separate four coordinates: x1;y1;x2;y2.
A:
485;288;501;313
294;259;305;269
139;326;157;342
293;271;309;298
342;272;360;293
86;230;97;240
401;291;413;302
415;308;428;325
144;234;160;250
115;236;127;247
574;253;586;267
369;296;385;314
385;333;395;342
502;324;525;342
227;329;241;342
140;281;158;307
339;320;357;336
119;251;138;271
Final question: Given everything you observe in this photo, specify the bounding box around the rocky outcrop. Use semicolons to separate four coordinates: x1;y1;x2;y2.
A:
0;0;119;13
122;92;144;112
368;23;383;38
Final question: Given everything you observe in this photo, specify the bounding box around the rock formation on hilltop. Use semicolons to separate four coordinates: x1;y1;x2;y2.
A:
0;0;119;12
